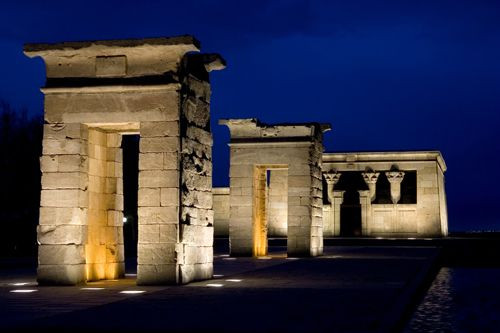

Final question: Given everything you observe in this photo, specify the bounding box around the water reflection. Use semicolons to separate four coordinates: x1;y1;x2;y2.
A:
406;267;500;332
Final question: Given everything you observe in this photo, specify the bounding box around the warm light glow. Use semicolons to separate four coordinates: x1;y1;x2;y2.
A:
376;237;384;240
120;290;146;294
407;237;416;240
226;279;242;282
81;287;105;290
125;273;137;277
257;256;272;260
253;167;268;257
206;283;224;287
10;289;37;293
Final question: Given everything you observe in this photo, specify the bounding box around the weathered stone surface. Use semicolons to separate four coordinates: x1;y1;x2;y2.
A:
141;121;179;137
37;225;87;245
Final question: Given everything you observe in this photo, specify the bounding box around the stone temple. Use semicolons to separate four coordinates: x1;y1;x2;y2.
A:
25;36;448;285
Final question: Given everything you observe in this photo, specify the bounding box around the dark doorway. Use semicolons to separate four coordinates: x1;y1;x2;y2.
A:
122;135;139;272
336;172;366;237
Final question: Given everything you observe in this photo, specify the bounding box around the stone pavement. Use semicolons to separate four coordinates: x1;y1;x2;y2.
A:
0;246;440;333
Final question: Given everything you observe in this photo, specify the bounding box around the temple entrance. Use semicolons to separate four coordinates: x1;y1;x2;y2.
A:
337;172;367;237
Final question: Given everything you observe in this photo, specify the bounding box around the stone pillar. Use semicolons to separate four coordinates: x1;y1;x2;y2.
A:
362;171;379;202
358;190;371;236
228;163;254;256
137;121;181;285
324;171;341;204
332;190;345;236
38;123;89;285
386;171;405;204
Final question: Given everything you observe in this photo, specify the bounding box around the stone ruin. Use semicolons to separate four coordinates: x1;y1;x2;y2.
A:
24;36;225;285
24;35;449;286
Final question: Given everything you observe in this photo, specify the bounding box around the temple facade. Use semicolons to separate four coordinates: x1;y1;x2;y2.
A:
214;141;447;239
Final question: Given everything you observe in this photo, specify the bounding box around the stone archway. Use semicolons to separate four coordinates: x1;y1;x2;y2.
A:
25;36;225;285
220;119;330;257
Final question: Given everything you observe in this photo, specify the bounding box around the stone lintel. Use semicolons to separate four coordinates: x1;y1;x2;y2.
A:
24;35;200;54
219;118;331;141
323;151;447;173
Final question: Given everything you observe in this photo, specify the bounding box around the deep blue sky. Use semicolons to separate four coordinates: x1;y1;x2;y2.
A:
1;0;499;231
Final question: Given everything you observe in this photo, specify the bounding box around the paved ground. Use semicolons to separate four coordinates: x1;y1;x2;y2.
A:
0;246;439;333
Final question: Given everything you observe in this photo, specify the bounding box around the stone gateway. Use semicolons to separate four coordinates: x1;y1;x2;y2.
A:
25;36;225;285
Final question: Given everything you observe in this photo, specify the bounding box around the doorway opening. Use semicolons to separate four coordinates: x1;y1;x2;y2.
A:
337;172;366;237
122;135;139;275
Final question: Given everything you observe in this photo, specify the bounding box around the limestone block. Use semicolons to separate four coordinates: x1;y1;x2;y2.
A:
138;224;160;243
39;207;87;225
229;164;254;178
183;246;213;265
107;210;123;226
138;206;178;224
141;121;179;137
139;153;164;170
44;91;180;124
289;205;311;217
106;133;122;148
138;188;161;207
41;172;87;190
164;152;180;170
159;224;179;243
40;189;88;208
140;137;179;153
37;225;87;245
181;225;213;246
139;170;179;188
88;130;107;146
40;155;58;172
43;123;84;140
180;263;213;283
137;264;177;285
38;244;86;265
59;155;87;172
37;264;86;285
42;139;82;155
138;243;176;265
160;188;179;207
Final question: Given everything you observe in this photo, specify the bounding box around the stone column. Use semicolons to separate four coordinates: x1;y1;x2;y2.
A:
386;171;405;204
358;190;371;236
324;171;341;204
332;190;345;236
361;171;379;202
38;123;89;285
137;121;181;285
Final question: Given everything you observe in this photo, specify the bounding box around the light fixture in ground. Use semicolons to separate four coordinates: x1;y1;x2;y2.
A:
9;282;33;286
206;283;224;287
10;289;37;293
120;290;146;294
81;287;105;290
213;274;224;278
225;279;242;282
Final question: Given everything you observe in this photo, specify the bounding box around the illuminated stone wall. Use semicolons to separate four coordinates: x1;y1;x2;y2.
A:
25;36;225;285
322;152;448;238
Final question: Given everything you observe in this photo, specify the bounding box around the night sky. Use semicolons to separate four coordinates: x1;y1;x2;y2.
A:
1;0;499;232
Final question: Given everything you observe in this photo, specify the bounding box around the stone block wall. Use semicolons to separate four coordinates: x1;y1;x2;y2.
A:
267;170;288;237
213;188;230;236
38;123;89;284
